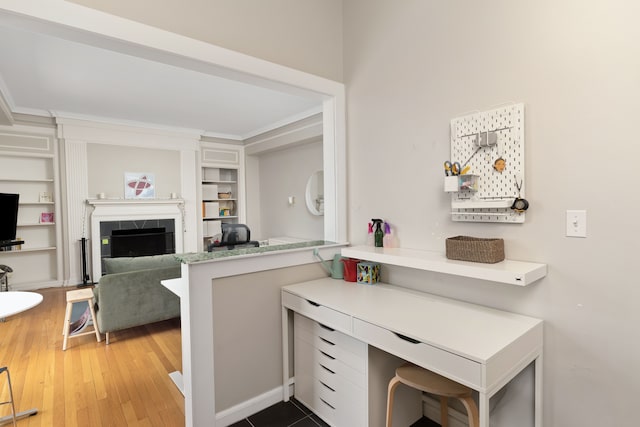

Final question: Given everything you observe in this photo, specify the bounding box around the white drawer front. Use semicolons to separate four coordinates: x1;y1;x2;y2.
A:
283;291;351;333
353;318;482;388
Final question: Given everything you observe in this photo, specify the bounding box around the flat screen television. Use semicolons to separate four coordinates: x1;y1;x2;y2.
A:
0;193;19;243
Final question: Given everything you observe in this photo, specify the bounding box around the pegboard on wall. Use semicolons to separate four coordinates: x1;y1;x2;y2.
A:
449;103;526;223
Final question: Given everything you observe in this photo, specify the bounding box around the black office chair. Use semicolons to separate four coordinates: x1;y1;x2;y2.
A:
208;224;259;251
0;265;12;292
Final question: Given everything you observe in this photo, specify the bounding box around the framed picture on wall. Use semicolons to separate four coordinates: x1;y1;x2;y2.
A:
124;172;155;199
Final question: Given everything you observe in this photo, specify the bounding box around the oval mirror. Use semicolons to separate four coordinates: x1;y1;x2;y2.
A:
305;170;324;216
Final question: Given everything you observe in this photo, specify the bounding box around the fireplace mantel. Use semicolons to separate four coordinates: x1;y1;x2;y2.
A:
88;198;185;278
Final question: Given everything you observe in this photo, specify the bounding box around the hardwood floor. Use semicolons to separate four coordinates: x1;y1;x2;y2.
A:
0;286;184;426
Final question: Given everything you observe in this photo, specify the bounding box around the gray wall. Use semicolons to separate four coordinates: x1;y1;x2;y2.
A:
343;1;638;426
255;140;324;241
212;263;327;411
68;0;344;82
86;143;181;199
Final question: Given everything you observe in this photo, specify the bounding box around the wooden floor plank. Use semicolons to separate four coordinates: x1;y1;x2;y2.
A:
0;287;184;426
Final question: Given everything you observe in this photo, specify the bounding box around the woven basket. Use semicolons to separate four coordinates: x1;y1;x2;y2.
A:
218;192;232;199
445;236;505;264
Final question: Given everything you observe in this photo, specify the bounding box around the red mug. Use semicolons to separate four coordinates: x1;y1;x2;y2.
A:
340;258;360;282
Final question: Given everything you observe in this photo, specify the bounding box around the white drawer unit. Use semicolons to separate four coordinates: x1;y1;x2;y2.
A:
294;313;368;427
283;291;352;334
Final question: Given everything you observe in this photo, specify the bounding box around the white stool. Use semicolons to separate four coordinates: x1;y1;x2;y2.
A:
62;288;101;350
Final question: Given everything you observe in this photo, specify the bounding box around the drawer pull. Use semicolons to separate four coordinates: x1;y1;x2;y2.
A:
319;337;335;346
320;364;335;374
320;381;335;392
393;332;421;344
319;323;335;332
306;299;320;307
320;350;336;360
320;398;335;410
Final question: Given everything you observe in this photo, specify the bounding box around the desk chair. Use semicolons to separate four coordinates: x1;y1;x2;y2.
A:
0;265;11;292
386;363;479;427
0;367;17;426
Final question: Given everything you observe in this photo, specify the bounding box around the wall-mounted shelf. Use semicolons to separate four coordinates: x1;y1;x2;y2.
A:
341;245;547;286
0;246;56;254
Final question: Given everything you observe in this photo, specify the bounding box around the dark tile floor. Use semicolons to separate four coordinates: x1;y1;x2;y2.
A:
229;398;440;427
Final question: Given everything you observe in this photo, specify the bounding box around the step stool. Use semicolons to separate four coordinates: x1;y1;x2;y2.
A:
62;288;101;350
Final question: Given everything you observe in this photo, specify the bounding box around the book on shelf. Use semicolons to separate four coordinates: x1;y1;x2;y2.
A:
39;212;54;223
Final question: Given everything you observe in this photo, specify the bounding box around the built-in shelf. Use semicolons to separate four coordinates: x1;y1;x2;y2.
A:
19;202;55;206
341;245;547;286
203;216;238;220
0;246;56;254
0;177;54;183
17;223;56;227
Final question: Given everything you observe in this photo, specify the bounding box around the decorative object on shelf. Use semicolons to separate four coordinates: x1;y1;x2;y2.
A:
217;192;232;199
357;261;380;285
124;172;155;199
39;212;54;223
340;258;360;282
445;236;505;264
39;192;52;203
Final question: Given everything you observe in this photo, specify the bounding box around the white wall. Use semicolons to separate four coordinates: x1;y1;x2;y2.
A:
343;1;639;426
253;140;323;241
68;0;344;82
86;144;181;199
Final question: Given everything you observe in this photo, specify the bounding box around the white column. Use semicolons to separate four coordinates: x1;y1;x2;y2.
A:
61;139;90;285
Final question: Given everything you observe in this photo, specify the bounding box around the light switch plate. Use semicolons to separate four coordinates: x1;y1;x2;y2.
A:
566;210;587;238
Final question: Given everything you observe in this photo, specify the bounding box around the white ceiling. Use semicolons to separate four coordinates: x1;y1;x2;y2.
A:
0;24;322;140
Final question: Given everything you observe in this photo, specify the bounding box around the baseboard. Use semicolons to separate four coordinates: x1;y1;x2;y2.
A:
215;385;286;427
423;394;469;427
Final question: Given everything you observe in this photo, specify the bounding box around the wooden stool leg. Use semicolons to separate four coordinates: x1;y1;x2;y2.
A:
440;396;449;427
87;300;102;343
458;396;479;427
62;301;72;351
386;375;402;427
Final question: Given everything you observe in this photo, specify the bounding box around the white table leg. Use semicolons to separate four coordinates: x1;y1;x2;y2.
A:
535;353;543;427
479;391;490;427
282;306;290;402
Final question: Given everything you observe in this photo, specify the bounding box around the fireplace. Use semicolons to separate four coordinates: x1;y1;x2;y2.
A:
110;228;175;258
88;199;185;278
99;218;175;267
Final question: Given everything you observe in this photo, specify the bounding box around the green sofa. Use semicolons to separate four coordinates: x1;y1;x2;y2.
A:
92;254;182;344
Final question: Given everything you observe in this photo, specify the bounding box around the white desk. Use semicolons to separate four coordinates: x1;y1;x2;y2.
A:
281;278;543;427
0;291;43;425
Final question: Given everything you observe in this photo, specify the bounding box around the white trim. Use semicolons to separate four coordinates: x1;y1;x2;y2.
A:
240;105;323;141
55;117;201;151
52;110;207;139
214;386;285;427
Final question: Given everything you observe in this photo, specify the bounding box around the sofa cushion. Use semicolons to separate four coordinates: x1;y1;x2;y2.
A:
103;253;181;274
